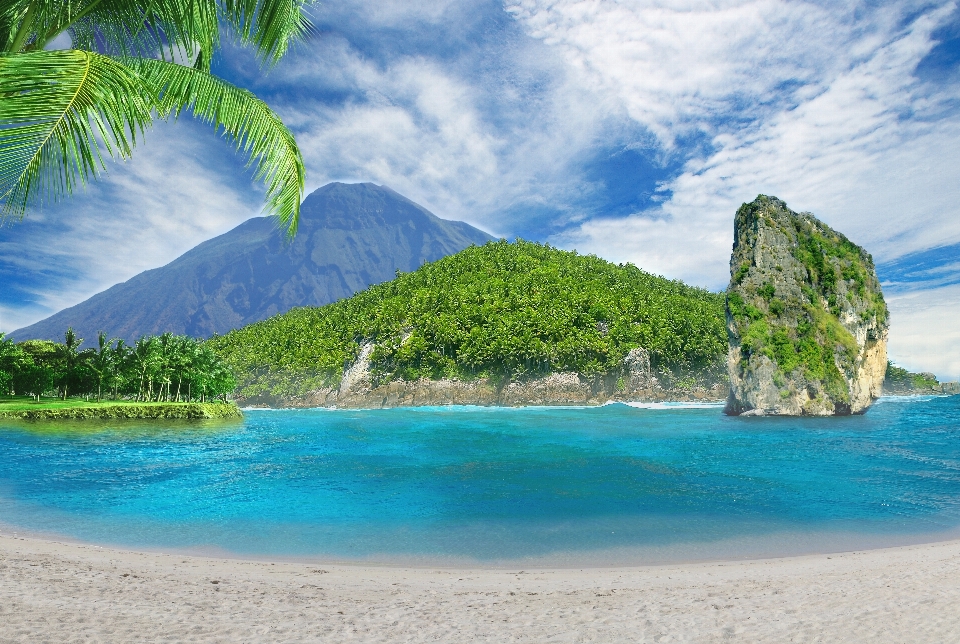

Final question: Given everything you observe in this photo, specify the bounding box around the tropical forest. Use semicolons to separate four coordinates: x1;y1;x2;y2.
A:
208;240;730;399
0;329;235;403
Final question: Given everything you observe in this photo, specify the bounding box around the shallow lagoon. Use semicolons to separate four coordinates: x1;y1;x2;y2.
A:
2;396;960;565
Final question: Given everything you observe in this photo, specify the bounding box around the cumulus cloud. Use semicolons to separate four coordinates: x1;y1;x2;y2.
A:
887;284;960;380
257;23;614;235
521;0;960;286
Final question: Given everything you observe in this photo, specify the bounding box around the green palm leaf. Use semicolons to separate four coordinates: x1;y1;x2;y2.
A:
130;57;304;233
6;1;311;67
220;0;312;63
0;49;154;217
1;1;310;230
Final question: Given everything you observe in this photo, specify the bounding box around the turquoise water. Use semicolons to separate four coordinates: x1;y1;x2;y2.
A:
2;396;960;565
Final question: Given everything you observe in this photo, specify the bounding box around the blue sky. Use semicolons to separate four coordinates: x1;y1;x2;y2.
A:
3;0;960;378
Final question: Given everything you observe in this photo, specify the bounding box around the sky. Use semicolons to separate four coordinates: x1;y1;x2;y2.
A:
2;0;960;378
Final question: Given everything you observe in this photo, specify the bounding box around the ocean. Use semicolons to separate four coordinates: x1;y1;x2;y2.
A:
2;396;960;566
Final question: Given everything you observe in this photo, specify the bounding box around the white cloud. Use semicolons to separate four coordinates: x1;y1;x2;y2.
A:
508;0;854;143
520;0;960;286
270;32;613;233
1;120;258;332
887;284;960;381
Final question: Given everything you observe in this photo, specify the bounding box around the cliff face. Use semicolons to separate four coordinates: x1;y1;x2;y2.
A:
725;196;888;416
238;348;728;409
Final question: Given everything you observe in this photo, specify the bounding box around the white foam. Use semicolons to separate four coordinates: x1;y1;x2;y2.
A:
874;395;947;404
620;401;726;410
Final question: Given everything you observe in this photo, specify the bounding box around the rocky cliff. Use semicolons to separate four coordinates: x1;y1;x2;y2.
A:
724;196;888;416
237;347;727;409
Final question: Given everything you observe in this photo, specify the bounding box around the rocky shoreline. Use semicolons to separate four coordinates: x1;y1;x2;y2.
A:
237;347;728;409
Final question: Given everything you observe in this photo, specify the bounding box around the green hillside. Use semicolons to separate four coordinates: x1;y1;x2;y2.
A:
208;240;728;399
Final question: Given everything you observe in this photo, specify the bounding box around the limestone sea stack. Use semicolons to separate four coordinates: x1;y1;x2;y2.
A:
724;196;888;416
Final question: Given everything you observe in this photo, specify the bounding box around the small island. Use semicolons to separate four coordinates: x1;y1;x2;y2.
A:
724;195;889;416
0;331;241;420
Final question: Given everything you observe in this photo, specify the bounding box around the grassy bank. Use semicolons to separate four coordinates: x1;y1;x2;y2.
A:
0;397;242;420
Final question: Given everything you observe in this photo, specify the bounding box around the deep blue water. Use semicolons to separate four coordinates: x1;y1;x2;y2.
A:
2;397;960;565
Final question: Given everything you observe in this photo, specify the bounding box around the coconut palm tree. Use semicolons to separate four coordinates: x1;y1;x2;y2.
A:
0;0;308;233
88;330;112;401
108;337;131;399
132;334;157;401
57;326;83;398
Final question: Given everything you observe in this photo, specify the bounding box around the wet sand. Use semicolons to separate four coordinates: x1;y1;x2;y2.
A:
2;532;960;642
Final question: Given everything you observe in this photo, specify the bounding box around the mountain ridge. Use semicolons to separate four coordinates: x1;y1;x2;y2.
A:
11;183;493;346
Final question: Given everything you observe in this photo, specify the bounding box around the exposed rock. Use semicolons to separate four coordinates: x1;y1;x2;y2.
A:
239;346;726;409
337;341;375;399
623;347;653;390
724;196;888;416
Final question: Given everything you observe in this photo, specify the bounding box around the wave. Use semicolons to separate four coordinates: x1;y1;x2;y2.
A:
618;401;726;410
874;395;948;404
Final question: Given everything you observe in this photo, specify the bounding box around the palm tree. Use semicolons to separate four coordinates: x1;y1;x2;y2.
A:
132;334;157;401
0;0;308;233
57;326;83;398
88;330;112;401
109;337;131;399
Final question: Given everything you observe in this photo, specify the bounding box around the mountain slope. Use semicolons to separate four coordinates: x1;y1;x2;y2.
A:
11;183;493;345
207;240;729;402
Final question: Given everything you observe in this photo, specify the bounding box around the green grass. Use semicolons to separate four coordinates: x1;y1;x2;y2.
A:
0;395;185;411
0;396;241;420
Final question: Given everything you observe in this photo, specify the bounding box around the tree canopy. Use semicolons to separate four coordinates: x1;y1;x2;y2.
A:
208;240;730;399
0;329;236;402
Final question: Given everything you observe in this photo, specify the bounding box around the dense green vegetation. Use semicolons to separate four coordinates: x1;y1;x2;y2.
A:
209;240;729;399
883;362;940;393
0;396;241;420
792;220;887;326
0;330;235;403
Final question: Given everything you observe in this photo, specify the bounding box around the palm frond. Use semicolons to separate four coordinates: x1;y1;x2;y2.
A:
219;0;312;64
6;1;311;68
131;56;303;233
0;49;154;218
79;0;220;65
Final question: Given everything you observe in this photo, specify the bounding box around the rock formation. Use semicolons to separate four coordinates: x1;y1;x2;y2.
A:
724;196;888;416
239;344;727;409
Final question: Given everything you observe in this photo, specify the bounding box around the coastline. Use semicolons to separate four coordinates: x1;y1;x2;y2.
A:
3;532;960;642
238;372;729;409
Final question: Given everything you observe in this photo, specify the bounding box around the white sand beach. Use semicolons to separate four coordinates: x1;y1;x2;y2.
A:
2;533;960;642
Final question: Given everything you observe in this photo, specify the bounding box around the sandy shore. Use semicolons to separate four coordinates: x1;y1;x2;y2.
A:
2;534;960;642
